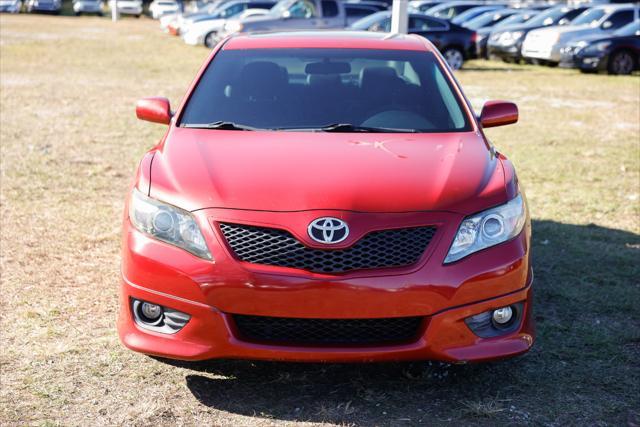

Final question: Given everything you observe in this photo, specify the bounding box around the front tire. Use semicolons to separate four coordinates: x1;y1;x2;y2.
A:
442;47;464;70
204;31;217;49
608;50;635;75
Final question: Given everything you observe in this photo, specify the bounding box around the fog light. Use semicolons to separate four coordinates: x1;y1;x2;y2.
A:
465;303;523;338
131;299;191;334
141;302;163;321
492;306;513;325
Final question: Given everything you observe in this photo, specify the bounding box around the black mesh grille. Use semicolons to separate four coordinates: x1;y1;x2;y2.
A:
233;315;424;346
218;222;437;274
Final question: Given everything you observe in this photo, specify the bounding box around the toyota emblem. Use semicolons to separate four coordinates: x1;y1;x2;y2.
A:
307;217;349;244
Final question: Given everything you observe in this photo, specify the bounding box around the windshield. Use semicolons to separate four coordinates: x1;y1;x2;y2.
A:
571;9;606;26
270;0;314;17
270;0;292;15
452;7;500;25
465;11;513;30
180;48;471;133
351;11;389;30
614;20;640;36
494;12;533;28
527;6;568;27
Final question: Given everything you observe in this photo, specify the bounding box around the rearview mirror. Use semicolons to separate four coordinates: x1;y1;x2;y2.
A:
305;61;351;74
479;100;518;128
136;97;172;125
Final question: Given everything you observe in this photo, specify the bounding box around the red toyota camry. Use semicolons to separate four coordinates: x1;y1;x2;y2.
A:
118;31;534;363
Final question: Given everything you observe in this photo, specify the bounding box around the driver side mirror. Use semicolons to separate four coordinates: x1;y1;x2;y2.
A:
136;97;172;125
479;100;518;128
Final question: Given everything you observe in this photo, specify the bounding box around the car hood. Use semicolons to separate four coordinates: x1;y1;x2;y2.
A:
492;22;544;34
187;17;225;32
529;24;599;40
234;14;281;27
148;129;508;214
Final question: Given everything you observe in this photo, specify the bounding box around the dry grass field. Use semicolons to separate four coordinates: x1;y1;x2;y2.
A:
1;15;639;426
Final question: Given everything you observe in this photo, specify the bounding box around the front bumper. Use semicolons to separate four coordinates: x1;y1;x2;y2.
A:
30;3;59;11
0;3;20;12
74;4;102;12
182;31;204;46
115;5;141;14
559;47;606;71
487;43;522;61
118;209;534;363
522;42;562;63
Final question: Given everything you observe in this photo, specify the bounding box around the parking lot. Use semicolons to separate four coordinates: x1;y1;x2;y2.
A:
1;14;639;426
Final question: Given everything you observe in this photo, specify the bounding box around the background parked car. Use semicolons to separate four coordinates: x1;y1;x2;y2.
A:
522;4;639;66
450;4;505;26
108;0;142;17
73;0;103;15
424;1;485;21
182;2;276;47
168;0;268;35
351;10;477;70
408;0;444;13
487;5;590;63
0;0;21;12
25;0;60;13
560;20;640;74
467;9;537;59
344;0;388;20
214;0;364;44
149;0;179;19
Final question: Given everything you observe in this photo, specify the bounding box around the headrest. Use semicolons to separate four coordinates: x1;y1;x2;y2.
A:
307;74;341;87
236;61;287;100
359;66;400;91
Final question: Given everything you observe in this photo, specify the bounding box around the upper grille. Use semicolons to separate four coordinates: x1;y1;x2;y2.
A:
218;222;437;274
233;314;424;346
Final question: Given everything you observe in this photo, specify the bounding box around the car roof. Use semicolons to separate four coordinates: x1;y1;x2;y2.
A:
589;3;638;11
222;31;434;51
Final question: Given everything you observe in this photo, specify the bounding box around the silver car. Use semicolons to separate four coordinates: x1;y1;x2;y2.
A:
73;0;103;15
522;4;639;65
0;0;22;12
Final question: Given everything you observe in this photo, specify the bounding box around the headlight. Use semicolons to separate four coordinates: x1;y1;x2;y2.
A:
583;41;611;55
129;189;212;260
445;194;526;263
498;31;523;45
224;20;243;33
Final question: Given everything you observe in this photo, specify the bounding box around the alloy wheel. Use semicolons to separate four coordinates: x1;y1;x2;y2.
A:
610;51;634;75
444;48;464;70
205;32;217;49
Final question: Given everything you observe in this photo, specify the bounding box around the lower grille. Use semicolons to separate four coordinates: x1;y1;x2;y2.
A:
219;222;437;274
232;314;424;346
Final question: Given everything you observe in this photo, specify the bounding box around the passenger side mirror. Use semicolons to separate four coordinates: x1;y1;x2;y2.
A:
558;18;570;26
601;21;612;29
136;97;172;125
479;100;518;128
282;10;291;19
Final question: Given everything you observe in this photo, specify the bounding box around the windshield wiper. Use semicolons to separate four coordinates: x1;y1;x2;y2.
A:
321;123;419;133
182;121;261;131
275;123;419;133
